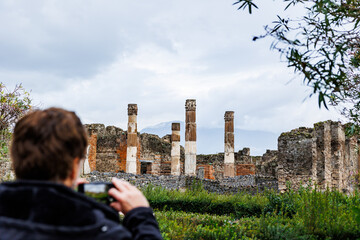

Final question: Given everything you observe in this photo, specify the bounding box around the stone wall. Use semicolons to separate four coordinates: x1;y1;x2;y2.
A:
84;120;360;193
277;121;360;192
277;127;314;191
256;150;278;177
2;119;360;194
84;124;185;176
195;148;258;180
86;171;277;194
85;123;271;181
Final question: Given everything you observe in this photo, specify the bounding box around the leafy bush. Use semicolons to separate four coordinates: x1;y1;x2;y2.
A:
264;189;298;217
155;210;255;240
146;184;360;239
143;183;267;218
296;188;360;239
0;83;32;161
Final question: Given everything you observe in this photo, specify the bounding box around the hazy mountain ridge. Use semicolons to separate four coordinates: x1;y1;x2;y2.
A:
140;121;278;156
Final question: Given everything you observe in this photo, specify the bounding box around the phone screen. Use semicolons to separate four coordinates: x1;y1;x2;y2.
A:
78;183;115;205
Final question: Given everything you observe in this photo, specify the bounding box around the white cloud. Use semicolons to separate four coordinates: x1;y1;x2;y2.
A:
0;0;343;144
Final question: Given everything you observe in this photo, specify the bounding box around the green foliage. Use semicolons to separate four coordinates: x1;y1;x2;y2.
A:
142;183;267;218
0;129;11;161
155;210;256;240
149;185;360;239
264;189;298;217
233;0;360;133
296;187;360;239
0;83;31;132
0;83;31;160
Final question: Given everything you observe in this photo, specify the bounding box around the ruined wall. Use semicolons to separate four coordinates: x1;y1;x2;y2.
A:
344;136;359;192
277;121;360;192
84;124;139;173
85;122;266;181
86;171;278;194
84;124;185;175
196;148;257;180
237;164;255;175
84;120;359;193
140;133;179;175
256;150;278;177
196;165;215;180
278;127;314;192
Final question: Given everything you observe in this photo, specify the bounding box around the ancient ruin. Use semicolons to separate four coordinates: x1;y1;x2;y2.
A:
2;100;359;194
185;99;197;176
224;111;235;177
126;104;138;174
171;123;181;175
81;119;359;194
277;121;359;192
76;101;360;194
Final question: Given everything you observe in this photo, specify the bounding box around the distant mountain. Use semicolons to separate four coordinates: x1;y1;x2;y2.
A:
140;121;279;156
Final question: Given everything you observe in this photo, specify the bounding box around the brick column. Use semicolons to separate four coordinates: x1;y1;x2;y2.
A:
185;99;196;176
126;104;138;174
224;111;235;177
171;123;181;175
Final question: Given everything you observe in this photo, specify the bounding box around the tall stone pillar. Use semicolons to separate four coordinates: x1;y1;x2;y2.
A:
345;136;359;192
330;122;345;190
224;111;235;177
185;99;196;176
171;123;181;175
82;145;91;175
126;104;138;174
314;121;332;189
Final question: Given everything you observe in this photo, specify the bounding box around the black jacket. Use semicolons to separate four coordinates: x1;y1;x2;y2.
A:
0;181;162;240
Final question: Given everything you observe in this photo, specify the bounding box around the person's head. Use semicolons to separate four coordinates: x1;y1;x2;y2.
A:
11;107;88;185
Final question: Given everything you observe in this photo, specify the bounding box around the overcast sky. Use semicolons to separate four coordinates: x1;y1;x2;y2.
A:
1;0;343;141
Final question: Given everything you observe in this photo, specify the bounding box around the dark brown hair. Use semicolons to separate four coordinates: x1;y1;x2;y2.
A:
11;107;88;181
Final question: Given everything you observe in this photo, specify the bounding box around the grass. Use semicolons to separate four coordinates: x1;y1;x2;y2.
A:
143;182;360;239
142;183;268;218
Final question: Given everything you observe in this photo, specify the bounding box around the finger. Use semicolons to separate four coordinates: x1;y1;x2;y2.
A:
108;188;126;203
121;180;133;189
110;202;123;213
117;178;132;190
111;178;129;192
76;178;89;185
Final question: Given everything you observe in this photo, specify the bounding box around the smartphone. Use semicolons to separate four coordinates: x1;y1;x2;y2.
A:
78;182;115;205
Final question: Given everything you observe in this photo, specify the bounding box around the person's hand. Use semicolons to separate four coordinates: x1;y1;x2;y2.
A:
71;178;89;189
76;178;89;185
108;177;150;215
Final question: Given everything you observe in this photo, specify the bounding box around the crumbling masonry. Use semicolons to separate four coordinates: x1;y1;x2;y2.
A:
81;101;360;193
126;104;138;174
224;111;235;177
185;99;197;176
277;121;359;192
171;123;181;175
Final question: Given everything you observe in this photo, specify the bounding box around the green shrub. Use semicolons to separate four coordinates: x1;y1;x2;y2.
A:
155;210;256;240
296;187;360;239
0;129;11;161
143;184;267;218
264;189;298;217
147;184;360;239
